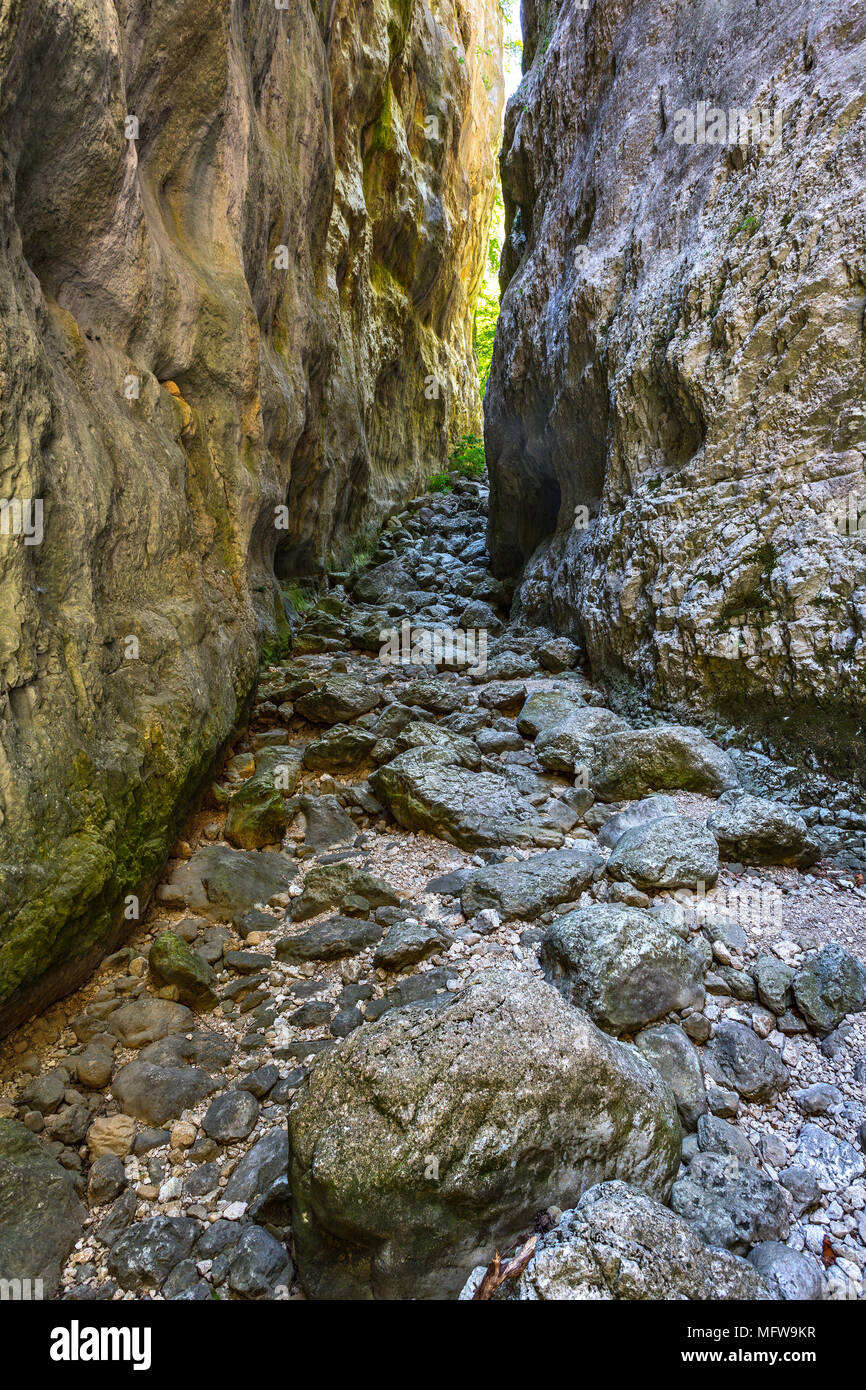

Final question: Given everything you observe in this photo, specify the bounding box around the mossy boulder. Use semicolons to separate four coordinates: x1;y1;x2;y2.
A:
148;932;219;1010
591;725;739;801
292;863;399;921
289;968;682;1299
0;1119;85;1296
224;747;301;850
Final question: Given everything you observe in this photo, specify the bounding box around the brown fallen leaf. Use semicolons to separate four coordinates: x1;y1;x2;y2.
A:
821;1235;837;1268
473;1235;538;1301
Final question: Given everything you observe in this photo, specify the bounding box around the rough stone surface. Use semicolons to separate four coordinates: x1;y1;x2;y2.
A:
541;904;705;1035
671;1152;792;1254
634;1024;707;1131
289;968;682;1299
0;0;503;1032
704;1020;790;1103
708;794;820;868
0;1119;85;1297
606;817;719;891
485;0;866;788
792;944;866;1037
486;1181;770;1301
460;845;603;920
747;1242;823;1301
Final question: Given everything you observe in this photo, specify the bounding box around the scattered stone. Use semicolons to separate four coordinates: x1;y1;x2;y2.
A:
708;794;820;868
671;1152;791;1254
0;1120;85;1298
148;932;219;1010
202;1091;260;1143
747;1242;822;1301
591;725;739;801
606;816;719;890
792;943;866;1037
704;1020;789;1103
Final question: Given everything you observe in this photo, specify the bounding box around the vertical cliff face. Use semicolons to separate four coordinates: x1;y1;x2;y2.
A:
0;0;502;1029
486;0;865;768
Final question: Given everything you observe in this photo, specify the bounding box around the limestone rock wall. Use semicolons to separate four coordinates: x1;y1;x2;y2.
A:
485;0;866;772
0;0;502;1029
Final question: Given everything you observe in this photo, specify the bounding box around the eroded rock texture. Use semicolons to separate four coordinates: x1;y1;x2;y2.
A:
0;0;502;1029
486;0;865;771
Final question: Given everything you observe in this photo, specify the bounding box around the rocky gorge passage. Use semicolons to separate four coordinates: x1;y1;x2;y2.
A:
1;478;864;1301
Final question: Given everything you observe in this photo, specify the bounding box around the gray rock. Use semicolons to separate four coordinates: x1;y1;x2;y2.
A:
515;688;588;738
112;1060;220;1125
778;1166;820;1218
792;944;866;1037
704;1020;789;1103
597;795;679;850
370;746;538;849
87;1153;127;1206
276;915;384;963
292;864;399;921
460;845;603;920
792;1122;865;1191
202;1090;260;1143
167;846;296;921
75;1045;115;1090
708;794;820;868
486;1181;769;1301
302;724;377;772
697;1114;757;1165
18;1071;65;1115
372;921;442;971
747;1242;823;1301
395;720;482;770
299;795;358;851
607;816;719;890
792;1083;842;1116
289;968;682;1299
107;1215;200;1291
224;1129;289;1205
534;706;628;774
634;1024;707;1130
228;1226;292;1298
541;903;705;1034
591;726;739;801
754;956;795;1014
294;676;380;724
0;1119;85;1297
671;1152;791;1254
107;998;194;1048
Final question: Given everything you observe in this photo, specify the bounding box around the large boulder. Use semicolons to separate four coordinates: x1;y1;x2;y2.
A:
224;748;302;849
671;1153;792;1254
0;1119;85;1297
540;904;705;1035
370;747;538;848
792;944;866;1036
167;846;296;921
294;676;380;724
597;794;678;850
606;816;719;890
292;864;399;921
460;845;603;920
289;969;682;1299
534;707;628;774
515;688;587;739
302;725;377;772
708;794;820;868
482;1181;770;1301
704;1020;789;1103
591;726;738;801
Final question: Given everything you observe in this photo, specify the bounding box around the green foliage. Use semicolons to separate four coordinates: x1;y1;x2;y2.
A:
449;434;486;477
283;582;315;615
474;289;500;397
427;472;452;493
